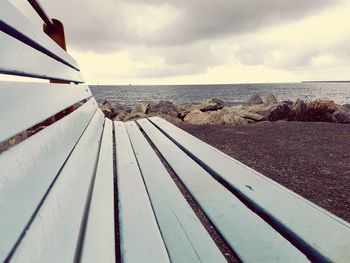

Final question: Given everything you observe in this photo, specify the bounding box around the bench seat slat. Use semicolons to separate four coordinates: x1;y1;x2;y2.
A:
149;117;350;263
0;31;83;82
11;109;105;262
0;99;97;260
114;121;170;263
138;119;307;263
125;121;226;263
0;81;92;143
0;0;79;70
81;119;115;263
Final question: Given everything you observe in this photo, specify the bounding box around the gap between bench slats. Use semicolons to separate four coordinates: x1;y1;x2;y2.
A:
114;121;170;263
0;0;79;70
81;119;115;263
10;109;105;262
149;117;350;263
138;118;307;263
125;121;226;263
0;82;92;143
0;31;83;83
0;99;97;260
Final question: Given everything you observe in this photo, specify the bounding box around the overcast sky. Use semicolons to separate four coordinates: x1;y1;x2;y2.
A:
10;0;350;84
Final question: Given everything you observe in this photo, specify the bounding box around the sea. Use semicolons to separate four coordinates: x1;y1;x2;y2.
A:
90;82;350;108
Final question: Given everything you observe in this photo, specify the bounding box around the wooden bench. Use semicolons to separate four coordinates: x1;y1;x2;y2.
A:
1;1;349;262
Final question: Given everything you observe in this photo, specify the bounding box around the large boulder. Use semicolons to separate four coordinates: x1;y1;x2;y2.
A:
183;110;210;125
265;94;278;106
240;104;278;119
246;94;263;106
103;101;129;111
342;104;350;111
199;98;224;111
267;102;293;121
99;101;130;119
301;100;339;122
291;99;308;120
266;99;345;122
148;101;179;117
207;110;248;126
131;101;152;115
99;103;114;119
223;106;265;122
176;104;191;119
308;99;340;111
332;109;350;123
183;98;224;112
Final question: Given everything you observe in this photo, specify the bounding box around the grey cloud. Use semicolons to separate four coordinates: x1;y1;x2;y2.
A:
234;42;321;69
160;44;222;66
332;35;350;60
121;43;222;78
150;0;341;45
233;33;350;70
39;0;342;52
130;63;208;79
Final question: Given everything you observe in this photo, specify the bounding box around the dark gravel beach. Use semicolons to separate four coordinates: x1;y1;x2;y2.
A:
177;121;350;222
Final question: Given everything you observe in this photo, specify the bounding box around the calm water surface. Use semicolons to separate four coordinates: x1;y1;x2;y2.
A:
90;83;350;108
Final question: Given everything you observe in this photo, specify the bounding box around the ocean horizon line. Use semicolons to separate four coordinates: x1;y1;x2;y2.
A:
89;80;350;87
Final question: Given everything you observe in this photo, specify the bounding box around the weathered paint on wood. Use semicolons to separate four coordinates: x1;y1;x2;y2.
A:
0;0;79;70
10;110;105;262
0;81;92;143
149;116;350;263
81;119;115;263
0;31;83;82
114;121;170;263
125;121;226;263
138;118;307;263
0;99;97;260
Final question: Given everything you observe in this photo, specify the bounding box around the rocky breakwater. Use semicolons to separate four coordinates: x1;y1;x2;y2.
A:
98;94;350;126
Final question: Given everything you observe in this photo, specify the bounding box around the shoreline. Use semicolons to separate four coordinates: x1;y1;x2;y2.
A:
100;94;350;125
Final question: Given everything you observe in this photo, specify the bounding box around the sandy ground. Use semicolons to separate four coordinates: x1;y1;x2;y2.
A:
177;121;350;223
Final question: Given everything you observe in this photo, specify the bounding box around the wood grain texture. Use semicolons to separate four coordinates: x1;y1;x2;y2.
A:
125;121;226;263
81;119;115;263
0;31;83;82
10;110;104;262
0;0;79;70
149;117;350;263
115;121;170;263
0;99;97;260
0;81;91;143
138;118;307;263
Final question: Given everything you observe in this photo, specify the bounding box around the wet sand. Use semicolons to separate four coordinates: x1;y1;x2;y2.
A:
177;121;350;222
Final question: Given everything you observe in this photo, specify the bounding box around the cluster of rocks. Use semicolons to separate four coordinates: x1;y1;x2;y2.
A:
98;94;350;126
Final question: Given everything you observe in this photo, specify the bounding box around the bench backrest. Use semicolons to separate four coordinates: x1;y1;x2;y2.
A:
0;1;115;262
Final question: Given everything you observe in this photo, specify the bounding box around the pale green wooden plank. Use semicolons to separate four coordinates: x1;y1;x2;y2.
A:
81;119;115;263
125;121;226;263
0;31;83;82
114;121;169;263
0;81;92;143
